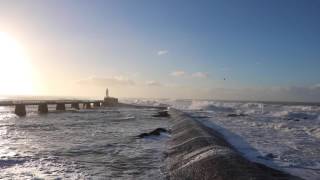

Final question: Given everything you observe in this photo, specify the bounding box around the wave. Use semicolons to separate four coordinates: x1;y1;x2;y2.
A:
266;110;319;121
204;105;235;112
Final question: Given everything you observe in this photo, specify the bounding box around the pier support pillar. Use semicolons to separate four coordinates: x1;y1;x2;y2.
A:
15;104;26;116
93;102;101;107
56;103;66;111
71;103;80;110
84;103;92;109
38;103;48;114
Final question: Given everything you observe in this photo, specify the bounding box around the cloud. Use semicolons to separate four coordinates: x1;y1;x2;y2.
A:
77;76;135;87
170;70;186;77
145;80;162;86
192;72;208;78
157;50;168;56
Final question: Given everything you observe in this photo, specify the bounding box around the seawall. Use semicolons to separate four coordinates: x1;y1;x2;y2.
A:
166;108;302;180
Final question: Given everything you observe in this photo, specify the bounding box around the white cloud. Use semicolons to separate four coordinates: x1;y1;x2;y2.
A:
145;80;162;86
77;76;135;86
192;72;208;78
157;50;168;56
170;70;186;77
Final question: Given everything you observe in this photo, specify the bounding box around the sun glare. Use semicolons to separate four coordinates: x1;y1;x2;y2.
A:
0;32;34;95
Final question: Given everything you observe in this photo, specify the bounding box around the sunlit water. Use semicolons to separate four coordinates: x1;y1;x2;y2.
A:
0;105;169;179
126;99;320;180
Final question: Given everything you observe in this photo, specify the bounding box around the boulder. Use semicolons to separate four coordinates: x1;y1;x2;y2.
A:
153;111;170;117
227;113;247;117
138;128;169;138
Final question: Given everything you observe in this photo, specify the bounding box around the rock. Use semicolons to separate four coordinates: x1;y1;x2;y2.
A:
265;153;277;159
286;118;300;121
138;128;169;138
138;133;149;138
152;111;170;117
258;153;277;160
227;113;247;117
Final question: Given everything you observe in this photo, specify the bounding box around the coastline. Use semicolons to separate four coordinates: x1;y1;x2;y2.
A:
166;108;303;180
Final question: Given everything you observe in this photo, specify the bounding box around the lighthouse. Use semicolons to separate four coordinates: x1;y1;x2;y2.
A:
106;88;109;97
103;88;118;106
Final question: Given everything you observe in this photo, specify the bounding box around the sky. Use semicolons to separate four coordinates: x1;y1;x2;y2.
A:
0;0;320;102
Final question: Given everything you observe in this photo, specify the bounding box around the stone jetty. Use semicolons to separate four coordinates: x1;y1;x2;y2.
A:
166;109;302;180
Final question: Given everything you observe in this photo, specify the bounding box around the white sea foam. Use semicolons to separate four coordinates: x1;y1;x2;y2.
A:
128;99;320;180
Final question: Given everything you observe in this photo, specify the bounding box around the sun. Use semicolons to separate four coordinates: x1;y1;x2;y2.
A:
0;32;34;95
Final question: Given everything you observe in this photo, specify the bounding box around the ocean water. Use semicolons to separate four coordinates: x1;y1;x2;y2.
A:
2;98;320;180
0;105;169;179
126;99;320;180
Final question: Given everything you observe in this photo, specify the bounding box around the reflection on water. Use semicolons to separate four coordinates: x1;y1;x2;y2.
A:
0;106;169;179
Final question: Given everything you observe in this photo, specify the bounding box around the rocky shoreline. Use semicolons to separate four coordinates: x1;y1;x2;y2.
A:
166;108;303;180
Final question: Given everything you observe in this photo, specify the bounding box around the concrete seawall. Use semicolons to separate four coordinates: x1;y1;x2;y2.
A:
166;109;302;180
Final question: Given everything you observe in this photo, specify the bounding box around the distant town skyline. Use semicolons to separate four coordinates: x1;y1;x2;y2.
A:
0;0;320;102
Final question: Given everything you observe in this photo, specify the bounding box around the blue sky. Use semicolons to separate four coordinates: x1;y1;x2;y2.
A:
1;0;320;101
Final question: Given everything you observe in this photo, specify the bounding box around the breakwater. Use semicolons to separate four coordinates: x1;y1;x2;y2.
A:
166;108;302;180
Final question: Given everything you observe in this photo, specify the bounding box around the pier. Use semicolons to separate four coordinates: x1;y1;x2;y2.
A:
0;89;170;116
0;88;122;116
0;100;104;116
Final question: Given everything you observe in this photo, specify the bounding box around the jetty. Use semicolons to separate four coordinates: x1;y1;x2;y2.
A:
0;100;106;116
0;89;166;116
0;88;120;116
166;109;302;180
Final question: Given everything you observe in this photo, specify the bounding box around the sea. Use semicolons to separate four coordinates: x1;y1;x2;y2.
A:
0;101;169;179
1;97;320;180
126;98;320;180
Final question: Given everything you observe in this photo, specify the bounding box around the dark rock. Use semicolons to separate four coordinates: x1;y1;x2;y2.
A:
153;111;170;117
265;153;277;159
286;118;300;122
138;128;169;138
138;133;149;138
258;153;278;160
227;113;247;117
